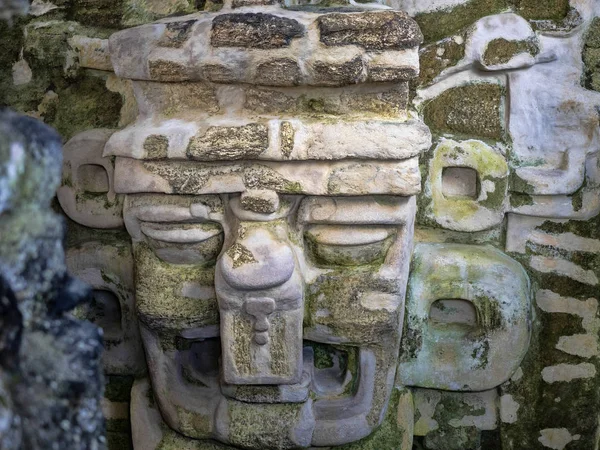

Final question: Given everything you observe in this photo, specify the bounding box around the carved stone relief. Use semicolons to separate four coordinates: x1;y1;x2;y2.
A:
51;0;600;449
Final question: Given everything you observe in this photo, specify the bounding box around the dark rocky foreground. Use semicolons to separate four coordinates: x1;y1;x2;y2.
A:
0;109;105;450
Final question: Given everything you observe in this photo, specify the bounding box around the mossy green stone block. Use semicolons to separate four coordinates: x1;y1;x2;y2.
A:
414;0;510;43
423;83;504;140
516;0;569;21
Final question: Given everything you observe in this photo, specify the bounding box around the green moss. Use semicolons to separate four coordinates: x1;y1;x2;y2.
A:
144;134;169;159
106;431;133;450
134;242;219;336
536;216;600;240
306;269;400;345
51;75;122;141
482;38;539;66
104;375;135;403
417;36;466;88
514;0;569;21
422;83;504;140
509;193;533;208
414;0;510;43
69;0;126;28
227;401;305;449
585;18;600;49
308;342;335;369
0;19;26;106
341;387;411;450
510;172;536;194
157;432;226;450
106;418;131;433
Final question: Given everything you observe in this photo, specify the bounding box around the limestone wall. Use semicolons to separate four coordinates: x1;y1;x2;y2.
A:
1;0;599;449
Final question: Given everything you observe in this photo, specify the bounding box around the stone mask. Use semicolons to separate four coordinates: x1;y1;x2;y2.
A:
58;3;533;448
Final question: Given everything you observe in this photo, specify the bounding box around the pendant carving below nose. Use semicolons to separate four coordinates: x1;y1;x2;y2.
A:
245;298;276;345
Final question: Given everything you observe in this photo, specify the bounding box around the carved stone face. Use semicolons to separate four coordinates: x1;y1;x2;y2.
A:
122;188;416;446
96;6;431;446
56;4;538;448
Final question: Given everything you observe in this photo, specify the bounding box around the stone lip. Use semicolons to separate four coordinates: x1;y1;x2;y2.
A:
108;7;422;86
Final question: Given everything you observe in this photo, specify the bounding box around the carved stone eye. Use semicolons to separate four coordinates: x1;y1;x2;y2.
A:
140;222;224;265
304;225;395;267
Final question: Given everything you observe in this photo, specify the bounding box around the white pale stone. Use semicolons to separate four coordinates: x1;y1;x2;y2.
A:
69;36;112;71
423;139;508;232
530;255;599;286
11;59;32;86
113;157;422;196
399;244;531;391
538;428;581;450
500;394;519;424
57;129;124;229
509;32;600;196
413;390;441;436
466;13;539;71
541;363;597;384
556;334;599;359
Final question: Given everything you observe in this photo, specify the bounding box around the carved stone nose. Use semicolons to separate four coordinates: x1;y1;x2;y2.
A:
216;225;304;385
219;228;295;291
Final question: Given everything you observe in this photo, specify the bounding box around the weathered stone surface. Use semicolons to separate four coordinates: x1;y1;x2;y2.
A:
114;157;422;196
186;123;269;160
31;0;600;447
157;19;196;48
413;388;498;450
312;56;364;86
105;117;431;161
57;128;125;229
423;82;504;140
108;11;420;86
399;243;530;391
318;11;422;50
255;58;302;86
422;139;508;232
69;35;113;71
211;13;304;49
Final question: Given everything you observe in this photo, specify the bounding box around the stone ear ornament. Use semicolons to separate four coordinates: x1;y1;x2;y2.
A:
398;243;531;391
57;128;125;229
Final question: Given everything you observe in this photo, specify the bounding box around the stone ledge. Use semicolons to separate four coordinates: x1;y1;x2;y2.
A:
108;7;421;86
104;117;432;162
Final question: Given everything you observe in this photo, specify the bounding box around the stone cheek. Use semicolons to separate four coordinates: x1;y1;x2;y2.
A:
318;11;423;50
211;13;305;49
